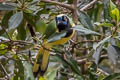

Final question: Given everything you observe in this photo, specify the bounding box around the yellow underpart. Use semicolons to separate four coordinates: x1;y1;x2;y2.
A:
33;14;75;77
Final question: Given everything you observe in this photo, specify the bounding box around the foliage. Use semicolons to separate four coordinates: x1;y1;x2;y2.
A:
0;0;120;80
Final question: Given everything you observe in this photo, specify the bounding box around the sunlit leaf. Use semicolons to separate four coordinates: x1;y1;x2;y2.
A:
109;0;116;11
39;77;46;80
109;0;118;22
111;8;119;24
0;44;7;55
94;22;114;27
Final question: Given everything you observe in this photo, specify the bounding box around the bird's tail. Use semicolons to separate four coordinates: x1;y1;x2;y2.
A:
33;44;51;77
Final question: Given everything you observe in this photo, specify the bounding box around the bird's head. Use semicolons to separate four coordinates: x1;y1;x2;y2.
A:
55;14;71;32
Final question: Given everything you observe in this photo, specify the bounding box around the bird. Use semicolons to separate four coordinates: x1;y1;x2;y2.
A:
32;14;75;78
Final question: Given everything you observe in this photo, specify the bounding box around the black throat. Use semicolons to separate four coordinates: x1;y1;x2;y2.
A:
57;22;73;37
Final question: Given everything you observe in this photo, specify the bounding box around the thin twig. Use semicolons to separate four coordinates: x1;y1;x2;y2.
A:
84;37;89;54
0;78;6;80
0;62;9;79
39;41;64;54
77;58;87;64
97;68;110;76
70;39;100;43
72;0;78;24
41;0;74;10
1;26;11;41
80;0;98;11
0;39;31;45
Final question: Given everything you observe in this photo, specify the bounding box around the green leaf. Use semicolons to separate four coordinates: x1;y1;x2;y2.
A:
13;72;19;80
0;44;7;55
53;54;68;68
65;51;81;75
95;22;114;27
37;9;50;15
111;8;119;24
109;0;116;11
43;20;56;39
75;74;84;80
45;69;57;80
107;45;120;65
0;26;2;30
93;36;111;50
17;20;26;40
93;45;103;65
0;3;16;10
67;57;81;75
78;11;94;30
8;12;23;31
109;0;118;22
39;77;46;80
35;19;47;34
2;11;13;28
104;0;110;20
15;56;24;80
0;11;13;35
103;73;120;80
56;53;81;75
68;0;73;4
23;62;35;80
47;31;66;43
73;25;100;35
23;11;37;27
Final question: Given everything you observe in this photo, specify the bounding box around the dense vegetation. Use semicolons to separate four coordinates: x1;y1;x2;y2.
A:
0;0;120;80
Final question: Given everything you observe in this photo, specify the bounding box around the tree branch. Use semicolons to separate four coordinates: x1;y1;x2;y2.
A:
70;39;100;44
72;0;78;24
97;68;110;76
80;0;98;11
41;0;74;10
